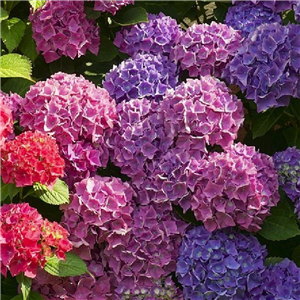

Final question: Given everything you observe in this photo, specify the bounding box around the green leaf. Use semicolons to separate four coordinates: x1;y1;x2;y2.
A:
1;8;9;21
16;273;31;300
283;127;300;148
44;253;88;277
258;199;300;241
11;292;45;300
1;18;25;52
264;257;284;266
19;24;38;62
113;6;148;25
1;273;18;299
3;1;20;12
251;108;284;139
292;245;300;267
33;179;69;205
0;54;34;81
1;177;21;201
1;78;34;97
28;0;46;11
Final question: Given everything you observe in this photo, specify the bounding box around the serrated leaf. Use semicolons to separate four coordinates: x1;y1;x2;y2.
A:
283;127;300;148
44;253;88;277
1;177;21;201
19;24;38;62
1;18;25;52
264;257;284;266
1;8;9;21
28;0;46;11
292;245;300;267
113;6;148;25
0;54;34;82
3;1;20;12
1;78;34;97
251;108;284;139
16;273;31;300
33;179;69;205
11;292;45;300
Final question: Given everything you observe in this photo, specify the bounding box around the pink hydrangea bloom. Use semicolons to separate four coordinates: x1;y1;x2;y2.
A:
1;131;65;187
160;77;244;150
1;203;72;278
188;143;280;232
0;90;23;120
61;176;135;254
170;22;243;77
29;1;99;63
94;0;134;15
19;72;116;188
0;98;13;146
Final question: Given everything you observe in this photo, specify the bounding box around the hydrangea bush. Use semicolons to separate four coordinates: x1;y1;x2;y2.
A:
1;1;300;299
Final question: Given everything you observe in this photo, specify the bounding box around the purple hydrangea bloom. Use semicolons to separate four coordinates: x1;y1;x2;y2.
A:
0;90;23;121
104;203;187;292
177;226;267;300
160;77;244;150
232;0;296;13
61;176;135;254
114;13;182;57
103;53;179;103
94;0;134;15
19;72;116;188
225;1;282;37
250;259;300;299
223;23;300;112
29;1;99;63
188;143;280;232
170;22;243;77
294;2;300;22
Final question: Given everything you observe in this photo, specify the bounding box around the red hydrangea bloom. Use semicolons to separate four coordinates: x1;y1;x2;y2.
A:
0;98;13;146
1;203;72;278
29;1;99;63
94;0;134;15
1;130;65;187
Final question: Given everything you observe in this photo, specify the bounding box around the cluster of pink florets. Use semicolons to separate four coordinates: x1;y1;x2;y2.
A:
94;0;134;15
0;98;14;146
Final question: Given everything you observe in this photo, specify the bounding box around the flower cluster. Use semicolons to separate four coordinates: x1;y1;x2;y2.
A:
114;13;182;57
225;1;281;37
188;143;280;232
0;98;13;146
170;22;243;77
19;72;116;187
1;203;72;278
232;0;296;13
29;1;99;63
295;2;300;22
94;0;134;15
103;53;179;103
223;23;300;112
160;77;244;149
61;176;134;253
104;203;187;291
0;90;22;120
176;226;267;300
1;130;65;187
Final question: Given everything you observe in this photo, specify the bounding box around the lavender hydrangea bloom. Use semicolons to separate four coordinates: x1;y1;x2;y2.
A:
29;1;99;63
0;91;23;121
288;24;300;81
250;259;300;299
103;53;179;103
61;176;134;254
188;143;280;232
170;22;243;77
104;203;187;292
225;1;281;37
160;77;244;150
232;0;296;13
223;23;300;112
94;0;134;15
177;226;267;300
294;2;300;22
114;13;182;57
19;72;116;187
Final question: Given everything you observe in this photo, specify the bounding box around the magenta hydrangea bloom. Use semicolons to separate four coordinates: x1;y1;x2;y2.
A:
160;77;244;150
223;23;300;112
103;53;179;103
232;0;296;13
0;91;23;120
29;1;99;63
170;22;243;77
177;226;267;300
94;0;134;15
104;203;187;292
61;176;134;254
188;143;280;232
114;13;182;57
19;72;116;187
225;1;281;37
